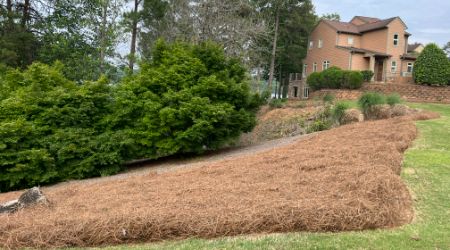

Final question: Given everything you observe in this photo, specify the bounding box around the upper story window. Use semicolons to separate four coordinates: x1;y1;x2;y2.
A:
309;41;314;49
303;64;308;77
313;62;317;72
391;61;397;73
323;60;330;70
407;62;414;73
318;39;323;48
348;37;354;45
393;34;399;46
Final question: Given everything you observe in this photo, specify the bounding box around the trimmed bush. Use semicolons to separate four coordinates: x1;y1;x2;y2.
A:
386;93;402;106
361;70;374;82
307;67;364;90
321;66;344;89
413;43;450;86
358;92;386;118
342;70;364;89
307;72;322;91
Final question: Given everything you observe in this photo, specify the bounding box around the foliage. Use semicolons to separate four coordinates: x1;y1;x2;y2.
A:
269;98;287;109
413;43;450;86
110;40;262;159
361;70;374;82
306;72;322;91
386;93;402;106
0;63;123;191
320;13;341;21
307;67;364;90
321;66;344;89
0;41;262;192
358;92;386;117
342;70;364;89
322;93;335;104
332;102;350;123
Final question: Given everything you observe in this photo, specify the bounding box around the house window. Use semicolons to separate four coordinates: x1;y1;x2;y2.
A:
393;34;399;46
313;62;317;72
348;37;354;45
318;39;323;48
303;64;308;77
323;60;330;70
293;86;298;98
391;61;397;73
407;62;414;73
309;41;314;49
303;86;310;98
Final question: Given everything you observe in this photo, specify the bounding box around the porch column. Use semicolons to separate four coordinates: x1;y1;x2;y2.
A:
369;55;376;82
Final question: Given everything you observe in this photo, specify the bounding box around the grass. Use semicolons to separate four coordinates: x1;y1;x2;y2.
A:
84;103;450;250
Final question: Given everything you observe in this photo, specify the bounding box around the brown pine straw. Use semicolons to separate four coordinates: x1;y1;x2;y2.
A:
0;112;440;249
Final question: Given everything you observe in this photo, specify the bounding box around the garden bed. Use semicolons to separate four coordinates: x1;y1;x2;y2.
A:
0;112;438;249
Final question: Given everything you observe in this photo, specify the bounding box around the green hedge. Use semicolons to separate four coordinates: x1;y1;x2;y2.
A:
307;67;364;90
413;43;450;86
0;41;263;192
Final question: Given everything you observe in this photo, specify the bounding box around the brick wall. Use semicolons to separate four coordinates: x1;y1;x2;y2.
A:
310;83;450;103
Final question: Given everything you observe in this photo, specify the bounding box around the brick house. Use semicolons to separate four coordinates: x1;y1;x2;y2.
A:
290;16;419;99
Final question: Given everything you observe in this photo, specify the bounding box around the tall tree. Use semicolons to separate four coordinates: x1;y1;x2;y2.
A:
444;41;450;58
321;12;340;21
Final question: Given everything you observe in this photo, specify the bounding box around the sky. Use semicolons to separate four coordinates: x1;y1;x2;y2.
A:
313;0;450;47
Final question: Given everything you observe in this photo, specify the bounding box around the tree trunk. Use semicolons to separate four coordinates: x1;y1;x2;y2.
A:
6;0;13;29
100;0;108;74
129;0;140;71
21;0;30;29
256;64;261;94
267;8;279;96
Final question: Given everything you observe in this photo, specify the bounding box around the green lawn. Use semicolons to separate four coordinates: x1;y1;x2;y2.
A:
87;103;450;250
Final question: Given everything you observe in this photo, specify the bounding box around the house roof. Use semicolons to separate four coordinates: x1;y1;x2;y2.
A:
336;46;391;57
322;17;406;35
352;16;381;24
407;43;423;52
401;53;418;60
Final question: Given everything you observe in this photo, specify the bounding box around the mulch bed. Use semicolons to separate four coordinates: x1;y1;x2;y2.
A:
0;112;439;249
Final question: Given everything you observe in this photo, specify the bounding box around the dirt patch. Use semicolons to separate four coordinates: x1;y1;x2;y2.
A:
0;114;429;249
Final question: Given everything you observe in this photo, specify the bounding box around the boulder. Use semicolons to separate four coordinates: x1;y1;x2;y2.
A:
391;104;411;117
0;187;47;214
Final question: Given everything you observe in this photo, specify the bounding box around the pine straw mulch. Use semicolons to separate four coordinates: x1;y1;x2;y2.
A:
0;112;440;249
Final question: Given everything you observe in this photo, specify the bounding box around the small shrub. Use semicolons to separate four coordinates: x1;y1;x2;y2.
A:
361;70;374;82
386;93;402;106
332;102;350;124
307;120;332;133
358;92;386;117
341;109;363;125
307;72;322;91
322;93;335;104
368;104;392;120
342;70;364;89
269;98;287;109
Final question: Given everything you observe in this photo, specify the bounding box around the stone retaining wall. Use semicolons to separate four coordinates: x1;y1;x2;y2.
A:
310;83;450;103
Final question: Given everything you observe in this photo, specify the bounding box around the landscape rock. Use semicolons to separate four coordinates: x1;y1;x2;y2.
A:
0;187;47;214
391;104;412;117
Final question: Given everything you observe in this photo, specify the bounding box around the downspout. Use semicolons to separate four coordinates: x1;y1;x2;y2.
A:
348;51;353;70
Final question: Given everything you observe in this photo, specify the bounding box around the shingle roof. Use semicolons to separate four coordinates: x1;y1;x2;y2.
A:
323;17;402;35
353;16;381;24
401;53;418;60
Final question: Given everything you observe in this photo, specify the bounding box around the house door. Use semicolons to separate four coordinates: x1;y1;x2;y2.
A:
376;61;384;81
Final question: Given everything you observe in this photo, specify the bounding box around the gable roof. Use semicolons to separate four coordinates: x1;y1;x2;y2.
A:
351;16;381;24
322;17;406;35
407;43;423;52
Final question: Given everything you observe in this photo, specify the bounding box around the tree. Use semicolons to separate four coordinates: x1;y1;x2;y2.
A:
254;0;316;96
413;43;450;86
321;13;341;21
444;41;450;58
